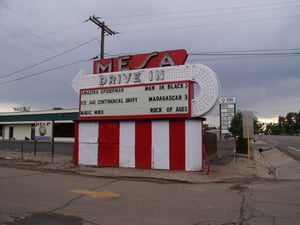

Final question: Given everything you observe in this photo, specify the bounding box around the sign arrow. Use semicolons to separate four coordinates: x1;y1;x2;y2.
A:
72;64;220;116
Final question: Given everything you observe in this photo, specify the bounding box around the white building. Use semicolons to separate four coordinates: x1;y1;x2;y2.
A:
0;108;78;142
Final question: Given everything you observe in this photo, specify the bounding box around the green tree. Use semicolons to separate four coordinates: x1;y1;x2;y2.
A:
285;112;298;135
254;116;263;134
278;115;285;134
229;111;243;138
265;111;300;135
229;111;261;137
229;111;253;154
296;111;300;134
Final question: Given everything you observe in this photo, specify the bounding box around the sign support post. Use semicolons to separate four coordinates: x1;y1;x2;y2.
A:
242;111;254;167
247;115;251;167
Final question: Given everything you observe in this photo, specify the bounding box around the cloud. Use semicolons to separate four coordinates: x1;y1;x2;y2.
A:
0;0;299;128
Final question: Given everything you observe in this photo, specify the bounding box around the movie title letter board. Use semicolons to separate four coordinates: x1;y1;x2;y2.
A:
79;80;192;120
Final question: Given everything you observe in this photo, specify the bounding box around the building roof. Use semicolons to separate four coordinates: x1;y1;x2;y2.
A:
0;108;78;124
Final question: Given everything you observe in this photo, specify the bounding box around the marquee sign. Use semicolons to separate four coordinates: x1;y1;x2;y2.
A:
73;49;221;171
79;81;191;120
72;64;220;117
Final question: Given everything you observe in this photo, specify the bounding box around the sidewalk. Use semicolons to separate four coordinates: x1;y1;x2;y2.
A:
0;139;299;183
258;148;300;180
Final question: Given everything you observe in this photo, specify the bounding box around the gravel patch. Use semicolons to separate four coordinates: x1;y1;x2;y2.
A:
0;150;100;174
0;150;72;168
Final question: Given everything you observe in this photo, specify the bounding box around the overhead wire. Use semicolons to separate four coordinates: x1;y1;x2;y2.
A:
0;38;97;80
0;59;90;85
0;19;86;51
1;1;299;85
101;1;300;34
187;51;300;64
2;1;298;56
1;47;299;85
104;0;300;19
2;0;298;51
112;3;300;27
191;48;300;54
188;55;299;63
188;48;300;62
189;51;300;56
120;13;300;33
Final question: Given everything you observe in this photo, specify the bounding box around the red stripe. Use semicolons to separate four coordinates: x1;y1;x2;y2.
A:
135;120;152;168
73;122;79;165
169;120;185;170
98;121;120;166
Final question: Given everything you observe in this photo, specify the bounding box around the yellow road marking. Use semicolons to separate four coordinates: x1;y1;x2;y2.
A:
70;189;119;198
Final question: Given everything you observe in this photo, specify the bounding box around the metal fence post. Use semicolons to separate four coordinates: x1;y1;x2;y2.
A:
21;141;24;159
34;140;37;155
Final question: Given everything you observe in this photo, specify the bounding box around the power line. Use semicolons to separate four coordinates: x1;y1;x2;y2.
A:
104;0;300;19
120;13;300;33
1;48;298;85
191;48;300;54
189;51;300;56
104;47;300;59
188;55;299;63
0;38;97;80
0;59;89;85
187;50;300;62
0;18;87;51
112;3;300;28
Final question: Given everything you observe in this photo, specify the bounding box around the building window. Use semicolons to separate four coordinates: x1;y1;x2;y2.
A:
54;123;74;138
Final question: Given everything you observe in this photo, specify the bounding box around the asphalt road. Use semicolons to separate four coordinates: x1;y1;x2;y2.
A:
258;135;300;160
1;167;300;225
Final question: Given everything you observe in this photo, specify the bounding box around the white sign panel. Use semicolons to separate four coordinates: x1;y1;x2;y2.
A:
35;121;53;140
219;96;237;135
219;96;237;104
79;81;191;120
242;111;254;139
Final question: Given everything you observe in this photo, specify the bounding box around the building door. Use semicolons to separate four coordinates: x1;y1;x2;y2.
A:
31;124;35;140
0;125;2;138
98;121;120;167
9;127;14;139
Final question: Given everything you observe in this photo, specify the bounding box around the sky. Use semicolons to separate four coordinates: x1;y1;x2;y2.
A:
0;0;299;127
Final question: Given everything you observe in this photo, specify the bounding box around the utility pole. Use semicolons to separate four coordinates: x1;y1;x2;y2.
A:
84;15;118;59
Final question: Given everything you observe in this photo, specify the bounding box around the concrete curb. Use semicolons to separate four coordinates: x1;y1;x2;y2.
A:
1;146;299;182
253;150;277;178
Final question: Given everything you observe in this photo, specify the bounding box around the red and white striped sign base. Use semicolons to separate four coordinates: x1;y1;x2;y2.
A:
74;119;203;171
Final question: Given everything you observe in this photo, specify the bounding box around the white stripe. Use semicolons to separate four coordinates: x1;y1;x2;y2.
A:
152;120;170;169
78;122;98;143
78;122;98;165
119;121;135;168
78;143;98;165
185;120;202;171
